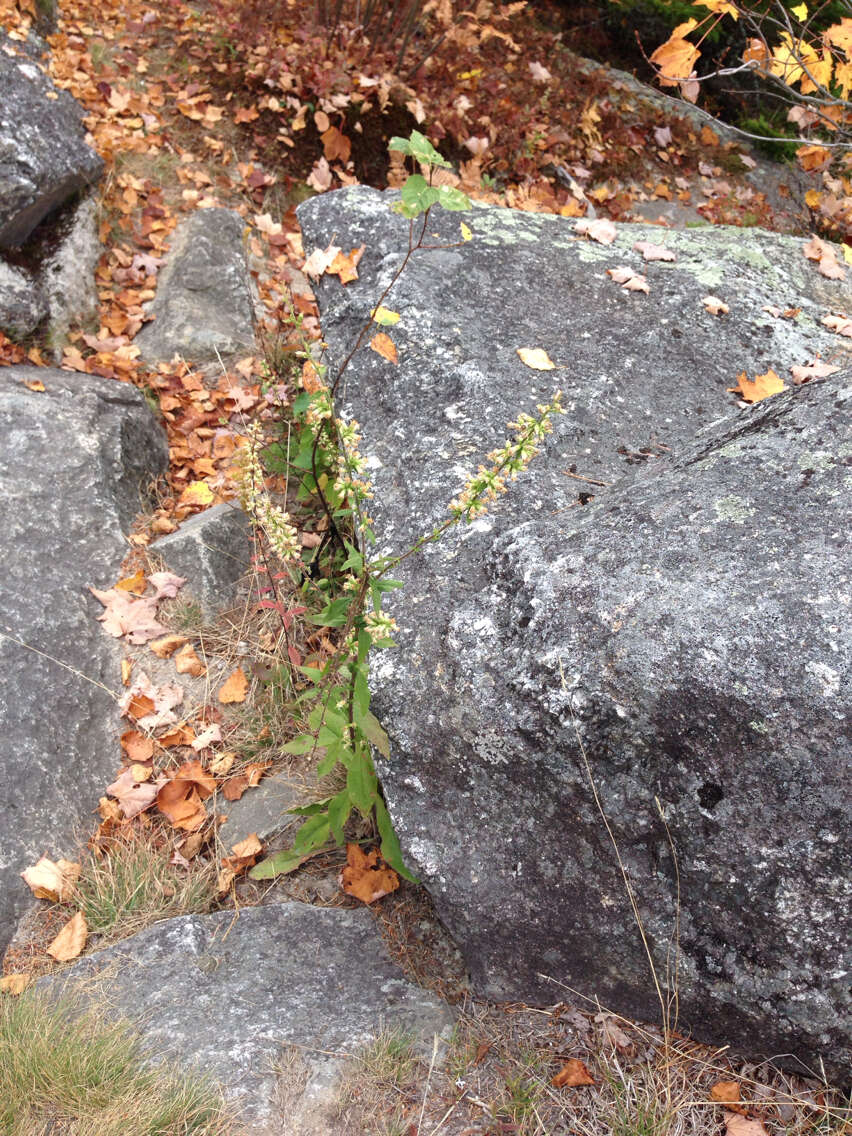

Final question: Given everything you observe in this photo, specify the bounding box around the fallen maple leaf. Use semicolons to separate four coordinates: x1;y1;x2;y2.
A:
178;481;215;509
528;60;552;82
114;569;147;594
370;332;398;364
303;243;342;280
222;774;249;800
551;1058;595;1087
574;217;617;245
23;378;46;392
106;767;163;819
218;667;249;704
633;240;676;262
174;643;206;676
340;843;400;904
607;266;650;293
328;246;365;284
89;588;166;644
307;156;333;192
802;235;846;280
209;751;236;776
727;370;787;403
47;910;87;961
156;761;214;830
120;674;184;730
149;633;188;658
790;359;840;384
21;857;80;903
120;729;155;763
724;1113;769;1136
517;347;555;370
0;973;31;994
703;295;729;315
322;125;351;163
711;1080;745;1113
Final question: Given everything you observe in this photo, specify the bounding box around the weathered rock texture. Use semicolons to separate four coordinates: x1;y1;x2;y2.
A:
40;903;454;1132
152;502;252;620
37;193;102;351
0;260;47;338
135;207;257;365
0;33;103;248
0;367;167;949
298;187;852;1079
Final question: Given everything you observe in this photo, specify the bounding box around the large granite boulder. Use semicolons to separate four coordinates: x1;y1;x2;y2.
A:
298;187;852;1079
134;208;258;365
0;33;103;248
39;903;455;1132
0;367;168;950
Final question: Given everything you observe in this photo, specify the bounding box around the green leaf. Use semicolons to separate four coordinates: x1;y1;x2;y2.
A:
355;709;391;759
400;174;440;217
341;543;364;574
389;130;451;169
436;185;471;212
353;664;370;719
316;747;339;778
282;733;317;755
296;664;325;681
347;752;377;816
328;790;352;845
289;798;333;817
375;798;417;882
308;596;351;627
249;851;305;878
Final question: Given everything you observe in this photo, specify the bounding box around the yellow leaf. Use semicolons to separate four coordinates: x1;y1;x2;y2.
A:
371;306;401;326
842;244;852;264
517;347;556;370
0;973;32;995
805;189;822;209
694;0;738;16
796;144;830;171
178;481;214;508
791;1;807;18
460;221;473;241
47;911;88;961
218;667;249;704
826;17;852;54
23;379;45;392
114;569;147;594
370;333;399;364
727;369;787;403
650;35;701;84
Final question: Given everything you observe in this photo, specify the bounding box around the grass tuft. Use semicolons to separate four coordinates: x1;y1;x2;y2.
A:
0;985;229;1135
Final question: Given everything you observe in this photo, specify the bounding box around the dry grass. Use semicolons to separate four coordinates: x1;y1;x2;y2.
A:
0;984;230;1135
330;1002;852;1136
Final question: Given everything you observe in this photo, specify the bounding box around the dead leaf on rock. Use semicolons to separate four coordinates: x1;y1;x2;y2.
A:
89;588;166;644
574;217;617;245
303;242;341;280
174;643;206;676
120;729;155;763
47;910;87;961
21;856;81;903
790;359;840;384
822;313;852;337
727;369;787;403
802;235;846;280
703;295;729;315
633;240;676;262
120;674;184;730
222;774;248;801
607;266;650;293
159;723;197;748
114;569;147;594
209;751;236;776
517;347;555;370
551;1058;595;1087
0;973;32;994
370;332;398;364
107;767;163;819
149;633;188;658
147;572;187;600
340;843;400;905
218;667;249;704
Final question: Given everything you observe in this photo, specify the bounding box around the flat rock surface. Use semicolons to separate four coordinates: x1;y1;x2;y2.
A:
135;207;257;365
40;902;455;1132
0;32;103;248
0;366;167;950
298;187;852;1079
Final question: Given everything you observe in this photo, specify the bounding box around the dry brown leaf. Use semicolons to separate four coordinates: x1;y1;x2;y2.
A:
370;332;398;364
703;295;729;316
0;973;32;994
230;832;263;859
21;856;81;903
822;313;852;336
724;1113;770;1136
327;245;364;284
790;359;840;384
120;729;155;763
802;235;846;280
114;569;147;594
340;843;400;905
517;347;555;370
149;633;188;658
174;643;206;676
727;369;787;403
121;658;132;686
222;774;249;801
89;588;166;644
551;1058;595;1087
159;724;197;748
47;910;87;961
190;723;222;751
106;768;164;819
607;266;650;293
711;1080;745;1113
574;217;617;244
633;240;676;262
218;667;249;704
209;751;236;776
156;781;206;831
181;832;205;858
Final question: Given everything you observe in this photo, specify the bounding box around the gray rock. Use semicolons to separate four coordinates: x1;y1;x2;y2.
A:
216;773;305;849
0;259;47;338
298;187;852;1079
151;502;252;621
0;33;103;248
135;208;257;365
38;193;101;355
39;903;455;1131
0;366;168;950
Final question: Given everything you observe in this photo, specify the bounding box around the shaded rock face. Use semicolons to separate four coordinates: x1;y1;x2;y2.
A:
298;187;852;1078
0;33;103;248
135;207;257;365
0;260;47;338
0;367;168;949
39;903;455;1132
